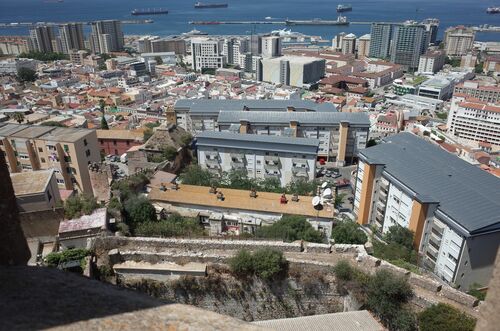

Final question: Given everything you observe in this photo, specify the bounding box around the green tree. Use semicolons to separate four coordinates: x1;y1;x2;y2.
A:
255;215;325;243
124;195;157;226
100;115;109;130
285;178;317;196
45;248;89;267
99;99;106;113
418;303;476;331
16;67;37;83
64;194;99;219
111;172;151;201
229;249;255;276
252;248;288;280
19;51;68;61
334;193;346;208
333;260;355;281
467;283;486;301
154;56;163;65
180;164;214;187
162;146;178;161
331;220;368;244
11;112;25;124
385;225;414;250
180;133;193;147
366;269;413;330
474;62;484;74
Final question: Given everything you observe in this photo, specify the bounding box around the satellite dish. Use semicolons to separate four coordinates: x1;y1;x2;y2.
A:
321;182;328;189
322;188;333;199
312;196;323;211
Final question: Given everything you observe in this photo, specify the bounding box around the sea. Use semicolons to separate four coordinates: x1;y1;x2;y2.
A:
1;0;500;42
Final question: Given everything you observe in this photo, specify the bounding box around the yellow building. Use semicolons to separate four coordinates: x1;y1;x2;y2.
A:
0;123;100;194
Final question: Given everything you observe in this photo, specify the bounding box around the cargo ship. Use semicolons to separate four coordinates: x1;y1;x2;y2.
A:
336;4;352;12
487;7;500;14
285;15;348;26
131;8;169;16
194;2;228;9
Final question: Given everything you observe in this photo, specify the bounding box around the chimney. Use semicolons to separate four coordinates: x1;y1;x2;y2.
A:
287;106;295;112
239;120;248;134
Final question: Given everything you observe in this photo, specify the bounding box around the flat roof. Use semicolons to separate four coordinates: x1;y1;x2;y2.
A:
149;184;334;219
10;169;54;196
360;133;500;234
59;208;107;233
174;99;337;114
196;131;319;155
10;126;55;139
218;111;370;126
96;129;143;141
0;123;28;137
262;55;325;64
252;311;383;331
40;127;94;143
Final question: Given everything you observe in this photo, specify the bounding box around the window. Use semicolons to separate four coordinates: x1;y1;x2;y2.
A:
66;167;72;174
64;145;69;152
64;156;72;162
114;149;118;155
100;140;104;145
84;139;88;146
56;178;65;184
71;167;77;175
47;191;52;202
86;149;91;157
126;140;130;145
113;140;117;146
41;158;46;163
38;147;43;152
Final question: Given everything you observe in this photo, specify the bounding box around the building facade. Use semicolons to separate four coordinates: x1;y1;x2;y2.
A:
0;124;100;194
59;23;85;54
191;38;225;72
96;129;143;156
357;34;371;58
390;23;429;69
196;131;318;186
417;50;446;74
354;133;500;289
369;23;393;60
444;26;475;56
89;20;124;54
29;25;56;53
261;56;325;88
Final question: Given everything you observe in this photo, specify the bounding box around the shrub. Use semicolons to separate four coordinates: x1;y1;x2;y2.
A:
111;172;151;201
385;225;414;250
467;283;486;301
162;146;178;161
255;215;324;243
229;250;255;276
392;309;417;331
229;249;288;280
180;133;193;147
252;249;288;280
45;248;90;267
179;164;214;187
331;221;368;244
418;303;476;331
134;213;205;237
64;194;99;219
333;260;354;281
124;195;157;227
367;269;413;330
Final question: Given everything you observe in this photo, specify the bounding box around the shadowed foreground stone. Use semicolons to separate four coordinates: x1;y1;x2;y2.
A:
0;151;30;265
0;266;265;331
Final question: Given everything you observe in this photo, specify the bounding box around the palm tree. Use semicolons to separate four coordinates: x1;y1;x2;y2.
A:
12;112;25;124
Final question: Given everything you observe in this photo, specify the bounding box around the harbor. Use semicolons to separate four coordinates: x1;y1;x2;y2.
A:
0;20;154;28
188;20;378;26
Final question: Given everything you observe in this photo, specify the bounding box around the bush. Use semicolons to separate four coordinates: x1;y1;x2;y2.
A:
111;172;151;201
467;283;486;301
180;133;193;147
17;67;37;83
331;221;367;244
366;269;414;330
333;260;354;281
229;249;288;280
418;303;476;331
385;225;414;250
179;164;214;187
124;195;157;227
134;213;205;237
229;250;255;276
45;248;90;267
255;215;325;243
19;51;68;61
392;310;417;331
162;146;178;161
64;194;99;219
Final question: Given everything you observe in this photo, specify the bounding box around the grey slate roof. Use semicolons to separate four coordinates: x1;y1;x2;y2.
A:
196;131;319;155
359;133;500;235
218;111;370;126
174;99;337;114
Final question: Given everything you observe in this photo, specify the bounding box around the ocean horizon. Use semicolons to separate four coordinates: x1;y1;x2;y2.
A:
1;0;499;42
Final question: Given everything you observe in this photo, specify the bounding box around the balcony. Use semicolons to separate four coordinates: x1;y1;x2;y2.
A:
292;158;308;169
265;170;280;178
231;162;246;170
380;179;389;190
292;168;309;178
264;155;280;166
376;201;386;212
205;151;219;160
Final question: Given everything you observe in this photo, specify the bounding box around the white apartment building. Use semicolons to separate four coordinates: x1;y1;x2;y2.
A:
417;50;445;74
444;26;475;56
355;133;500;289
447;96;500;147
196;131;318;186
261;35;282;58
261;55;326;88
191;38;225;72
357;34;371;58
341;33;356;55
454;81;500;103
